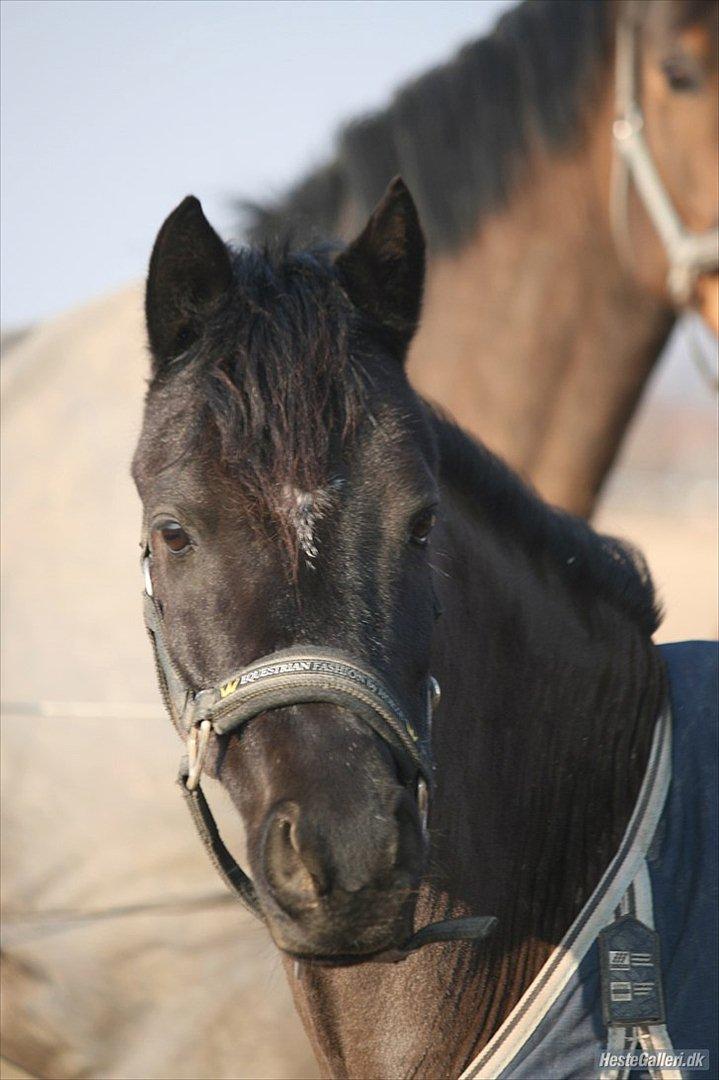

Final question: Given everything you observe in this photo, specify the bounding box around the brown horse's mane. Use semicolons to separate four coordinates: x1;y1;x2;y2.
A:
243;0;611;251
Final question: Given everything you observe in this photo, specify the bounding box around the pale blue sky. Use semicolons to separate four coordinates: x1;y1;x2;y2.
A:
1;0;513;327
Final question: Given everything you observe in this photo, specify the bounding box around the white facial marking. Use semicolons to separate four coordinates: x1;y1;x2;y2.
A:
281;482;340;562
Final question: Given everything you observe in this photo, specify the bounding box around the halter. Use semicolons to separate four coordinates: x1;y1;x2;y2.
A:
610;2;719;306
141;548;497;960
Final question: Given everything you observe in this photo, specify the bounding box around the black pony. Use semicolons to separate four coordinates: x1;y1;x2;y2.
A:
134;182;717;1078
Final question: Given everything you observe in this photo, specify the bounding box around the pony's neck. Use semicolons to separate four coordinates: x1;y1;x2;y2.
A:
407;87;674;516
416;482;665;1069
288;476;665;1079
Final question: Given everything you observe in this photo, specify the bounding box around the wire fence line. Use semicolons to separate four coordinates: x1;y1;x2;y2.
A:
1;701;165;720
2;698;248;940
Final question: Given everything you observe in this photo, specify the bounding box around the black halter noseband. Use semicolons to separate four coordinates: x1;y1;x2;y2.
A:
142;550;497;961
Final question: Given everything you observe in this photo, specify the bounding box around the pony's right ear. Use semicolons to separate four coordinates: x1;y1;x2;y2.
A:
335;177;425;360
145;196;233;369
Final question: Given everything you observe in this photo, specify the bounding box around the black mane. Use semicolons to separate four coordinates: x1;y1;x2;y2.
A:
245;0;611;251
433;414;661;634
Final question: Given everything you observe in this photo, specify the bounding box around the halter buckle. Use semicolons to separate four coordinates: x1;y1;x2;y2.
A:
186;719;212;791
428;676;441;714
417;775;429;835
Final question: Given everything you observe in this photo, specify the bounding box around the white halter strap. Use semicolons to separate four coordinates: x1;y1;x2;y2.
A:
610;3;719;306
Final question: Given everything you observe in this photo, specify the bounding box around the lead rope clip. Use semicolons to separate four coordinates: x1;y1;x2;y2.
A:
417;776;429;834
186;719;212;791
417;675;441;834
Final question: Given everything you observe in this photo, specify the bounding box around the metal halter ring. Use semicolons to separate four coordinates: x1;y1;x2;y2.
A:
187;719;212;791
417;776;429;834
416;675;441;834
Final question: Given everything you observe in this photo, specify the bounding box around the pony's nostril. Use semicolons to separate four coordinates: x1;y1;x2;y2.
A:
260;788;421;918
262;806;330;912
285;817;330;894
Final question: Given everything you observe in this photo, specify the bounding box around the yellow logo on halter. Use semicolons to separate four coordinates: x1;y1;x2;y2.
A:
219;677;240;699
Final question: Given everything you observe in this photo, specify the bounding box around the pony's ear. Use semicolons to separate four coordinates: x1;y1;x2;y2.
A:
145;196;233;369
335;177;425;360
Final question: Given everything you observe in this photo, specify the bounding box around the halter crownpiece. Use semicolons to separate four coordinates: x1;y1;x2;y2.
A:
142;548;497;959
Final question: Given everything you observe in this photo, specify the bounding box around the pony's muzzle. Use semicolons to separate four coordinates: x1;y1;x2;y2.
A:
258;786;423;956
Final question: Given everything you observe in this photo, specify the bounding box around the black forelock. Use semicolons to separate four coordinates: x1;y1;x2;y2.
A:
144;242;372;577
197;245;367;511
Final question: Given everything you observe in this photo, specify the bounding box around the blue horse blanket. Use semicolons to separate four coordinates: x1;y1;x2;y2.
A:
461;641;718;1080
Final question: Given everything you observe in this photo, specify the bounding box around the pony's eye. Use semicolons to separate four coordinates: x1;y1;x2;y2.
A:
158;521;192;555
409;508;436;547
662;57;701;94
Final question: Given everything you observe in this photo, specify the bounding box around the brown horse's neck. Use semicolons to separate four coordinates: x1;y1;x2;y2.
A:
407;89;674;517
287;480;665;1079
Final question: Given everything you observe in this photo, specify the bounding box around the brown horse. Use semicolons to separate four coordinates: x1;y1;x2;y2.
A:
135;185;717;1078
248;0;719;517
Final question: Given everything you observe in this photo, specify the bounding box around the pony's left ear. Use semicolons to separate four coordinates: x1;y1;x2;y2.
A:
145;195;234;370
335;177;425;360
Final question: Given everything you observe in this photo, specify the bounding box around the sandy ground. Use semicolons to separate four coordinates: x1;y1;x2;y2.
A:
1;283;716;1079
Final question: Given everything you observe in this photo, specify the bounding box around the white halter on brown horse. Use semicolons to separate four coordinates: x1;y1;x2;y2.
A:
610;2;718;315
